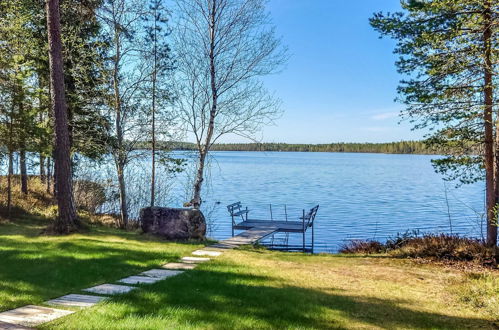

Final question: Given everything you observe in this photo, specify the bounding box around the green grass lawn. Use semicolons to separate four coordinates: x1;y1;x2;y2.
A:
0;217;498;329
0;216;204;313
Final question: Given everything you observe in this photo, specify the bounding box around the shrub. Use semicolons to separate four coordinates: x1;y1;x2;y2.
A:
339;233;497;268
0;176;54;218
73;180;106;213
389;234;495;264
385;230;420;250
339;240;385;254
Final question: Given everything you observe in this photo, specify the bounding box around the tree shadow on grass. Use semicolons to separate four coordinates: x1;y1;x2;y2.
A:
0;237;194;312
60;263;498;330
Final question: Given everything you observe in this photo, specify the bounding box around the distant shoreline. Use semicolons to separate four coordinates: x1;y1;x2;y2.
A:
136;141;442;155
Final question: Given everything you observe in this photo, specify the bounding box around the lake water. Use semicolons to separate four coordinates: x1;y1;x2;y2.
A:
119;151;483;253
72;151;486;252
4;151;486;252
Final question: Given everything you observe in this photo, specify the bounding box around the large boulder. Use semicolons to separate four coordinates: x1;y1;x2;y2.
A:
139;207;206;240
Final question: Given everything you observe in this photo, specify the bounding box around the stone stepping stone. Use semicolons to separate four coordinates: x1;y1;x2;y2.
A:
139;269;183;279
84;284;135;295
117;276;161;285
181;256;210;264
0;305;73;327
209;243;238;249
162;262;197;270
46;294;106;308
192;250;222;257
0;320;33;329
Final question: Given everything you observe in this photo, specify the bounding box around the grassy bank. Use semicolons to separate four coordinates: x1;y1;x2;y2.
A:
0;219;496;329
0;181;497;329
42;249;498;329
0;216;204;313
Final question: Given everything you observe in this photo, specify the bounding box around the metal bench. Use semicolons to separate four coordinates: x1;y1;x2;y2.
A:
227;202;249;237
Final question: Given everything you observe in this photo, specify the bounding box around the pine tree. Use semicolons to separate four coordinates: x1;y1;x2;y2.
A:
142;0;174;207
371;0;498;246
46;0;79;233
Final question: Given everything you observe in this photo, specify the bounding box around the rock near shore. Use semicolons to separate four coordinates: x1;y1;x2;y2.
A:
139;207;206;240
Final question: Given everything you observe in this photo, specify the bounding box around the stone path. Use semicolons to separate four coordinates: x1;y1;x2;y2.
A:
0;305;73;328
118;275;162;285
181;256;211;263
84;283;135;295
192;250;222;257
139;269;182;278
0;247;224;329
0;321;32;330
162;262;197;270
46;294;105;308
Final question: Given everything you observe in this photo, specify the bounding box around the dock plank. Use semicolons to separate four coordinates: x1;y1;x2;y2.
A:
214;226;278;249
234;221;304;232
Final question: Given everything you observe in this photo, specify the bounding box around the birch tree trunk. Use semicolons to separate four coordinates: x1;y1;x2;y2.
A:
191;0;217;209
112;23;128;228
175;0;285;209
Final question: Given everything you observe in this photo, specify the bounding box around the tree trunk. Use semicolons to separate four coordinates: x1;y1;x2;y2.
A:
192;149;207;209
40;154;46;183
46;0;79;233
111;21;128;227
7;99;14;218
52;149;57;196
7;151;13;219
39;76;46;184
192;0;218;210
18;84;28;195
116;162;128;228
483;1;497;247
46;157;51;194
20;148;28;195
150;49;157;207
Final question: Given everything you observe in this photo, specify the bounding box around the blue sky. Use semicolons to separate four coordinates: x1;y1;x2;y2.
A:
247;0;424;144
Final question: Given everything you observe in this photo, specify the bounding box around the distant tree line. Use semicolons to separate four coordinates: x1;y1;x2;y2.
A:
142;140;445;154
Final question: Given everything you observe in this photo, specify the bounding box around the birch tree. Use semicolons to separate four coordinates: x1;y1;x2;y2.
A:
174;0;287;209
98;0;149;227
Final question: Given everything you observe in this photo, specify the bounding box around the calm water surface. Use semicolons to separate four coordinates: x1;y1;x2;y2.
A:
61;151;486;253
162;152;485;252
8;151;485;252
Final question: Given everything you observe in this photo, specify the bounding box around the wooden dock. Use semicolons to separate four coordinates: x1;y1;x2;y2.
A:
227;202;319;253
234;220;305;232
225;202;320;252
